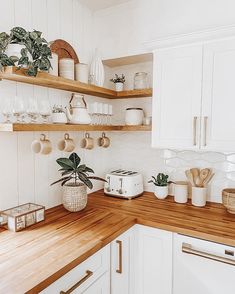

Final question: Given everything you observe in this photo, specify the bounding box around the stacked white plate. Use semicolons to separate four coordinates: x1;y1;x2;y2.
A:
59;58;74;80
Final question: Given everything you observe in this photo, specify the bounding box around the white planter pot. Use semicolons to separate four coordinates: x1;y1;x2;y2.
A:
115;82;124;91
62;183;87;212
154;186;168;199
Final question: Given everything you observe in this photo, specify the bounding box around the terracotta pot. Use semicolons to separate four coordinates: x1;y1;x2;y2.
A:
62;183;87;212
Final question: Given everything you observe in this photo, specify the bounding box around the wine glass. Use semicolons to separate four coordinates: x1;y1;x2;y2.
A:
2;97;13;123
27;97;39;123
38;99;51;123
13;96;25;123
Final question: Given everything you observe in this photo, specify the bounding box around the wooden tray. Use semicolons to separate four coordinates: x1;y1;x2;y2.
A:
50;39;79;64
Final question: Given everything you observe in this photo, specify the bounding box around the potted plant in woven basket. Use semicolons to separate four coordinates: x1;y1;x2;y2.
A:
51;153;106;212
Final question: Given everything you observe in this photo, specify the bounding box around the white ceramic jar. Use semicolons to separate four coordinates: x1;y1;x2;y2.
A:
75;63;89;83
125;108;144;126
173;181;188;203
59;58;74;80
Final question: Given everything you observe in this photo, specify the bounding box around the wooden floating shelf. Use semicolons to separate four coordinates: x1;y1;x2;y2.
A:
0;67;152;99
0;123;152;132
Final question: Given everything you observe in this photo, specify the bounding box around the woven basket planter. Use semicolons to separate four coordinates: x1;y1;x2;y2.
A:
62;183;87;212
222;188;235;214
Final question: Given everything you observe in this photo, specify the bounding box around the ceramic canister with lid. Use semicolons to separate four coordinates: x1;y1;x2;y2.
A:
125;108;144;125
134;72;148;89
59;58;74;80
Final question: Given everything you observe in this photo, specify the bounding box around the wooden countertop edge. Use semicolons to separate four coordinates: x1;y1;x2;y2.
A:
26;217;136;293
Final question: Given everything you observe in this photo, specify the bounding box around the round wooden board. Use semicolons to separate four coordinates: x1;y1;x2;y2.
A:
50;39;79;64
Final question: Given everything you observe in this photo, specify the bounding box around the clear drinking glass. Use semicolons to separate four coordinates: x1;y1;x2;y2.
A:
38;99;51;123
27;97;39;123
2;97;13;123
13;96;25;123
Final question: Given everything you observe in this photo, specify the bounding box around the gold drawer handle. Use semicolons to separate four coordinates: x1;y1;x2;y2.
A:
116;240;123;274
60;270;93;294
182;243;235;266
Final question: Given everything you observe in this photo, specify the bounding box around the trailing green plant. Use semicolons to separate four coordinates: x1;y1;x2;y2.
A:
51;152;106;189
148;173;172;187
0;27;52;76
110;74;125;84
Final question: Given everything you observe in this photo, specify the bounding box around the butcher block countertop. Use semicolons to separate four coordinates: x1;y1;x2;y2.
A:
1;190;235;293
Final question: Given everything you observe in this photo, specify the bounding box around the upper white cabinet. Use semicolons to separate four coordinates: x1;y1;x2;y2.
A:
152;45;203;150
202;38;235;151
135;225;173;294
152;36;235;152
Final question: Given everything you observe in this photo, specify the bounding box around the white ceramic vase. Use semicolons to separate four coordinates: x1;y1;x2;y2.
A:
89;49;105;87
115;82;124;91
154;185;168;199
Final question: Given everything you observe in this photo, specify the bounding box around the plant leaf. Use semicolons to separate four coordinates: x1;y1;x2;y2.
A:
78;173;93;189
69;153;81;168
87;176;107;183
56;158;75;170
50;176;71;186
85;167;94;173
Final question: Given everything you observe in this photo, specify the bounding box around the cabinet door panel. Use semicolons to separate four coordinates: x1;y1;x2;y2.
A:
152;45;202;149
202;38;235;151
135;225;173;294
111;228;134;294
82;272;110;294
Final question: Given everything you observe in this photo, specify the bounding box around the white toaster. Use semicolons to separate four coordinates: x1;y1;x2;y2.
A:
104;169;143;199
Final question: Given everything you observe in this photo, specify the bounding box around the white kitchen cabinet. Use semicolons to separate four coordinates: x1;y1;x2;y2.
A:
152;36;235;152
201;37;235;151
135;225;173;294
152;45;203;150
173;234;235;294
40;245;110;294
111;228;135;294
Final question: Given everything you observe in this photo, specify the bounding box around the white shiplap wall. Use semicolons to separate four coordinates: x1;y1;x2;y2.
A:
0;0;101;210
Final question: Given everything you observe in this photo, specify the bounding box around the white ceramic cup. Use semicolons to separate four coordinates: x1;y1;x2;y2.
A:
192;187;207;207
75;63;89;83
173;181;188;203
31;134;52;155
57;133;75;152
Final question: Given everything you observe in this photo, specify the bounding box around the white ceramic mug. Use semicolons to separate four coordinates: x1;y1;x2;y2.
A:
173;181;188;203
192;187;207;207
57;133;75;152
31;134;52;155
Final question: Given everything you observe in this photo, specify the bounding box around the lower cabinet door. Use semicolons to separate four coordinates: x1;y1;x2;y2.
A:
82;271;110;294
111;228;135;294
173;234;235;294
135;225;173;294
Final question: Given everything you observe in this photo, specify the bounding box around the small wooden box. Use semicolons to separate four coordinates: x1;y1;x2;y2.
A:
2;203;45;232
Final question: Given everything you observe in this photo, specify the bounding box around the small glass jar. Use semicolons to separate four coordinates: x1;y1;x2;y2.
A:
125;108;144;125
134;72;148;90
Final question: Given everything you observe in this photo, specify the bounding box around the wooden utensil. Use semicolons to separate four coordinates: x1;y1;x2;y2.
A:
185;170;195;187
190;168;199;186
198;168;210;187
203;172;214;186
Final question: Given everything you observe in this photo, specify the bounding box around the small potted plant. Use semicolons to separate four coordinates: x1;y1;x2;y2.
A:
148;173;171;199
110;74;125;91
0;27;52;76
51;153;106;212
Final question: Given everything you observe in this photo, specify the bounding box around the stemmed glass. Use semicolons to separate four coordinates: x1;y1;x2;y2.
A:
27;97;39;123
38;99;51;123
103;103;109;125
13;96;26;123
2;97;13;123
108;104;113;125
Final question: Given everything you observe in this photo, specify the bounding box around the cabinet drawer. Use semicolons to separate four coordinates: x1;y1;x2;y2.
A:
40;245;110;294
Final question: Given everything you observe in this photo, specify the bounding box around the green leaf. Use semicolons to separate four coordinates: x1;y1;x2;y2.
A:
69;153;81;168
85;167;94;173
77;164;87;172
50;176;71;186
11;27;27;40
56;158;75;170
79;173;93;189
62;170;73;176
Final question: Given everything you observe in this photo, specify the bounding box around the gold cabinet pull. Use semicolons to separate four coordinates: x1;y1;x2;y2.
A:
182;243;235;266
116;240;123;274
193;116;197;146
204;116;208;146
60;270;93;294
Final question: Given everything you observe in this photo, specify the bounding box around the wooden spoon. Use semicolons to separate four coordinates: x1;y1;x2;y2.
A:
190;168;199;186
203;171;214;186
198;168;210;187
185;170;195;187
